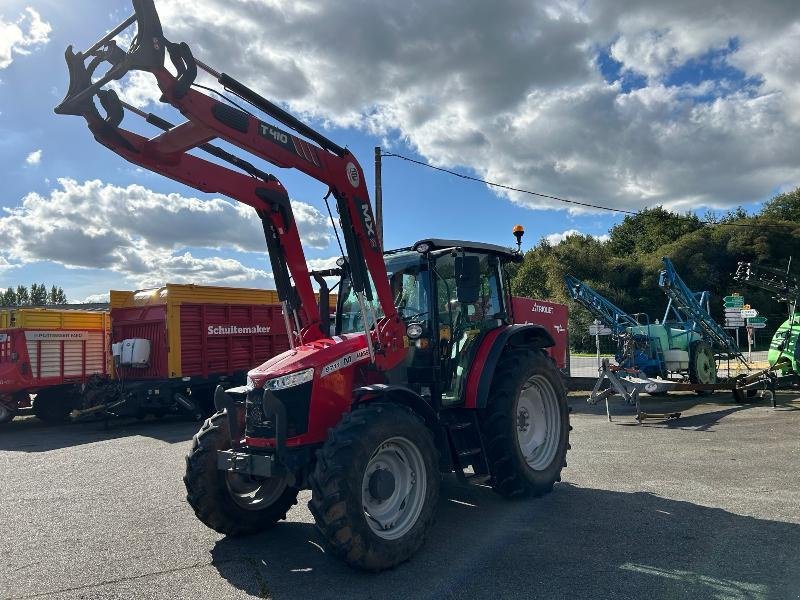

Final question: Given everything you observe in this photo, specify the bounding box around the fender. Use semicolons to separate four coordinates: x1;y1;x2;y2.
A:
464;324;555;409
353;384;438;430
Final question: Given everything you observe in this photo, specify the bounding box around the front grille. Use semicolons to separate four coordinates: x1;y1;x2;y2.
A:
245;381;312;439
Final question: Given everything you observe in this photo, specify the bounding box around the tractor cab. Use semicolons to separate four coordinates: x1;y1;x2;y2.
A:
337;239;522;407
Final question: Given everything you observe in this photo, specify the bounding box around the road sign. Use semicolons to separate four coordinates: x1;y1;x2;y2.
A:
724;295;742;301
748;316;767;324
725;319;745;327
724;308;744;315
748;322;767;329
740;309;758;318
724;296;744;308
589;325;613;336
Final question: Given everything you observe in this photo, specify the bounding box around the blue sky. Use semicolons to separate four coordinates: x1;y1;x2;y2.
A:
1;1;798;301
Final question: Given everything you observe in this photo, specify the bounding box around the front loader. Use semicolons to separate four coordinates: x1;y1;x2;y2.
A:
56;1;571;571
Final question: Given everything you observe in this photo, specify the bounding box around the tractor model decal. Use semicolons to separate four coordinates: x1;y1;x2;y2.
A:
321;347;370;377
258;121;320;167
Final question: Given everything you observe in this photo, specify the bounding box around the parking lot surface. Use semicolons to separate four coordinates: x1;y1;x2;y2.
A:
2;393;799;600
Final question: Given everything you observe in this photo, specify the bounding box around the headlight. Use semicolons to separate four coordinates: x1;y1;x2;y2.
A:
264;368;314;391
406;323;424;339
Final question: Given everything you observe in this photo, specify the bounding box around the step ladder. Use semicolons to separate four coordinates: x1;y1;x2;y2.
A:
443;412;490;484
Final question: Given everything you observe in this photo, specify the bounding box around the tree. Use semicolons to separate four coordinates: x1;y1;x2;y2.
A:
30;283;48;305
760;187;800;222
48;285;67;305
607;207;704;256
1;282;72;306
1;288;16;307
15;286;29;306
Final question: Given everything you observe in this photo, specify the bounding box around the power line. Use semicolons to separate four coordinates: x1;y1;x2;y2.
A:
380;151;797;230
381;152;637;215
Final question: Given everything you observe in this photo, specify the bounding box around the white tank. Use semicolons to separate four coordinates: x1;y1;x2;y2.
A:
120;338;151;368
664;349;689;371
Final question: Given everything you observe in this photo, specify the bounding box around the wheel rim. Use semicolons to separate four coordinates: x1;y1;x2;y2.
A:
362;436;427;540
515;375;561;471
225;473;287;511
695;346;716;384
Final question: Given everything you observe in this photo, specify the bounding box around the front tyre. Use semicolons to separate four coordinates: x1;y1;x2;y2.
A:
309;403;440;572
482;349;570;498
184;411;298;536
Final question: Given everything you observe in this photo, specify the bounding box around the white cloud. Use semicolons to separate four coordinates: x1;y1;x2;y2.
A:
25;149;41;165
544;229;609;244
79;292;110;304
0;8;51;69
133;0;800;213
107;70;164;108
0;179;332;287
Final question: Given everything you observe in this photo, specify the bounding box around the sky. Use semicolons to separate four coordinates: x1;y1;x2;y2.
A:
1;0;799;302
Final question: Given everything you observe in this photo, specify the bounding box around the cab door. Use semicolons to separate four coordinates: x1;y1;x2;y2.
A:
434;252;506;406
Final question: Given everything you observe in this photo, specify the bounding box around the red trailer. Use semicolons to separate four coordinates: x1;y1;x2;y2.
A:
72;284;335;420
511;297;570;373
82;284;293;419
0;309;110;424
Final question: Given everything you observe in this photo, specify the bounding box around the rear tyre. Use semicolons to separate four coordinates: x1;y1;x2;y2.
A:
482;349;570;498
32;389;73;422
689;341;717;396
184;411;299;536
309;403;440;572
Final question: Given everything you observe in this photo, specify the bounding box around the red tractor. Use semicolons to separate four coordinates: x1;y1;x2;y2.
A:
56;1;570;571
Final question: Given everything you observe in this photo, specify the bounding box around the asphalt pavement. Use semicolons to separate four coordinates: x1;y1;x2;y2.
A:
1;392;799;600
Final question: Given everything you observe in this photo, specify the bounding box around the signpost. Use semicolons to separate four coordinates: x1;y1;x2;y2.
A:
589;324;613;336
590;320;612;370
747;316;767;329
740;308;758;318
723;293;745;348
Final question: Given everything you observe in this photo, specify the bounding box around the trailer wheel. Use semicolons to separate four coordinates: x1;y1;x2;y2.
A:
309;403;440;572
689;340;716;396
184;411;299;536
32;389;73;423
0;402;15;424
482;349;570;498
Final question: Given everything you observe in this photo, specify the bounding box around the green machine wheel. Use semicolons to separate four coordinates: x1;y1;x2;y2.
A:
689;340;717;395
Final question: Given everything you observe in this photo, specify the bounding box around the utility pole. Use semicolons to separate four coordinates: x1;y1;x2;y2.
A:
374;146;383;250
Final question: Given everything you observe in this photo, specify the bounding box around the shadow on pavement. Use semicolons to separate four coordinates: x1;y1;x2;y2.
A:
0;415;198;452
209;479;800;600
568;394;767;431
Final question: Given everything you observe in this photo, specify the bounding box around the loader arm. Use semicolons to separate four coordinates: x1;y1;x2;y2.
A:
54;0;405;368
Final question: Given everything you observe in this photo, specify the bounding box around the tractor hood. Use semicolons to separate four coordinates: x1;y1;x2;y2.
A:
247;333;370;388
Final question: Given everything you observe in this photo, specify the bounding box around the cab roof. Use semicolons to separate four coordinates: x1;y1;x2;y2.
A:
386;239;523;263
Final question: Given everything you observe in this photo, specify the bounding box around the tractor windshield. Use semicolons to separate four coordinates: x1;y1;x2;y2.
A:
338;251;429;334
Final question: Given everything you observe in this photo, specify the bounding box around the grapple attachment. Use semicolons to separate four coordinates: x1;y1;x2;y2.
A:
55;0;165;120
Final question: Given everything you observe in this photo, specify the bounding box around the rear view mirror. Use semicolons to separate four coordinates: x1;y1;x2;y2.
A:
455;255;481;304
